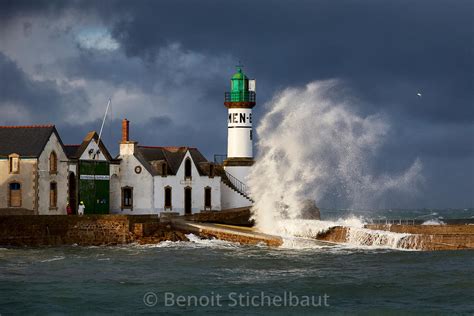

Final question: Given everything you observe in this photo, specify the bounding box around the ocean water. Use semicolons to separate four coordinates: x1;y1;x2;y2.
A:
0;230;473;315
320;208;474;222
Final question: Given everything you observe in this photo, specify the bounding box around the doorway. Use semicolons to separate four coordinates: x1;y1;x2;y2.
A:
184;187;192;215
68;173;77;214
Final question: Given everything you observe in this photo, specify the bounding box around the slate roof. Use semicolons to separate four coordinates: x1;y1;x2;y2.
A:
0;125;62;158
135;146;210;176
64;145;80;159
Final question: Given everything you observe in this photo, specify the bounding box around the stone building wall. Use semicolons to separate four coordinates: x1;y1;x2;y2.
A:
37;132;69;215
0;158;37;212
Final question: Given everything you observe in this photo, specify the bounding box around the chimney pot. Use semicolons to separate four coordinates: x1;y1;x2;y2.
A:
122;119;130;142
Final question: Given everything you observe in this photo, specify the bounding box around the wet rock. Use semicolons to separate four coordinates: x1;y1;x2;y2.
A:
300;200;321;220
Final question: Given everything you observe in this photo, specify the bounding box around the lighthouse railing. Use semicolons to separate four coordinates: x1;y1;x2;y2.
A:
224;91;256;103
224;170;250;198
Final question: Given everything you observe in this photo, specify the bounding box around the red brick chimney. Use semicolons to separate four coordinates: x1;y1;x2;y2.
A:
121;119;130;143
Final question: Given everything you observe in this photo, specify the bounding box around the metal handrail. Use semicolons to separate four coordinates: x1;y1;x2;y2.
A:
370;219;418;225
224;91;256;103
224;170;250;197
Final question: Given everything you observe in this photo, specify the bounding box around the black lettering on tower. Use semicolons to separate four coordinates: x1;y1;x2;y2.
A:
233;113;238;123
240;113;246;124
228;113;232;123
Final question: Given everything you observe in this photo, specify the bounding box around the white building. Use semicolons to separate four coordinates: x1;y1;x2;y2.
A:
110;119;222;215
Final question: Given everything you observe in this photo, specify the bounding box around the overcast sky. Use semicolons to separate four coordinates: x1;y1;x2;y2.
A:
0;0;472;208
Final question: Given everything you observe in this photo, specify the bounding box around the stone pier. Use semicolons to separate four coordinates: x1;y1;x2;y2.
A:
316;224;474;250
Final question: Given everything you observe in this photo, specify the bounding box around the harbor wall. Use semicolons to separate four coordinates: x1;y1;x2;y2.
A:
0;215;134;246
316;224;474;250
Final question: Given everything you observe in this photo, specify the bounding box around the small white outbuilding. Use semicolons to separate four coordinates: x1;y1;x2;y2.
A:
110;119;223;215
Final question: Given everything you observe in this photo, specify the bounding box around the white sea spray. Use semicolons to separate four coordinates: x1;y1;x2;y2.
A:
248;80;423;248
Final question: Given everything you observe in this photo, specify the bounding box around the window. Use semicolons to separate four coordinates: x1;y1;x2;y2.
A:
164;186;172;209
49;152;57;174
161;162;167;177
9;182;21;207
121;187;133;209
209;163;215;178
204;187;212;210
184;158;192;179
50;182;57;208
9;154;19;174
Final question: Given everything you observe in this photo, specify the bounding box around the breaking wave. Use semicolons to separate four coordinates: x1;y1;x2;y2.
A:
274;217;418;250
248;80;423;237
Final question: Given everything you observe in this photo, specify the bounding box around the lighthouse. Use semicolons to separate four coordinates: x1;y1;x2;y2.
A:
223;65;256;184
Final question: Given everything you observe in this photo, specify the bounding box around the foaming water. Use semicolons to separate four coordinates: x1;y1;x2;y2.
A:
248;80;423;238
133;234;241;250
344;227;415;250
422;219;446;225
274;217;417;250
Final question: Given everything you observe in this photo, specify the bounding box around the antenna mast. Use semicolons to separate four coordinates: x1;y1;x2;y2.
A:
95;98;111;159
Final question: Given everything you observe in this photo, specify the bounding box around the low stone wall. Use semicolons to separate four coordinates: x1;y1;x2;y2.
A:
364;224;474;250
0;215;134;246
315;224;474;250
0;215;263;247
172;220;283;247
189;207;254;226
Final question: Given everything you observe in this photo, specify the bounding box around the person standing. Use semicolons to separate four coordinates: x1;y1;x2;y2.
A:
78;201;85;216
66;203;72;215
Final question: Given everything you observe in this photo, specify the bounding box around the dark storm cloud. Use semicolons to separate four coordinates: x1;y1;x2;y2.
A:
0;0;472;207
0;52;90;123
0;0;67;19
102;0;474;119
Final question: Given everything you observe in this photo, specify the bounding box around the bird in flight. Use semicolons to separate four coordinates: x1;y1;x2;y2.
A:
417;92;422;97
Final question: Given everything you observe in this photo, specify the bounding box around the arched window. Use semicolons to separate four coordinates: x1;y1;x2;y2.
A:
50;182;57;208
9;182;21;207
184;158;192;179
204;187;212;210
49;151;57;174
164;186;172;210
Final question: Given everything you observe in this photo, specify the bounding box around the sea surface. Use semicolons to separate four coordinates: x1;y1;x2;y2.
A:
0;209;473;315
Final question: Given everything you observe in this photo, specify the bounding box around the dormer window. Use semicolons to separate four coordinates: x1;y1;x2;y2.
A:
209;163;215;178
184;158;192;179
49;151;57;174
8;154;19;174
161;162;167;177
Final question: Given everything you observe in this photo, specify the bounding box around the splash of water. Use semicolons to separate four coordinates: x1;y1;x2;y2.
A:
248;80;423;234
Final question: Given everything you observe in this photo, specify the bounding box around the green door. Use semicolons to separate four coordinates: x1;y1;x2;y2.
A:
78;161;110;214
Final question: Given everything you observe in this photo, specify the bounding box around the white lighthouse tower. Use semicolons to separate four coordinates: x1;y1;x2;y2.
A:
223;65;256;184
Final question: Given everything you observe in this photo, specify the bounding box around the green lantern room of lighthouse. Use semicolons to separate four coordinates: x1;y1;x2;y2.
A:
226;66;255;103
